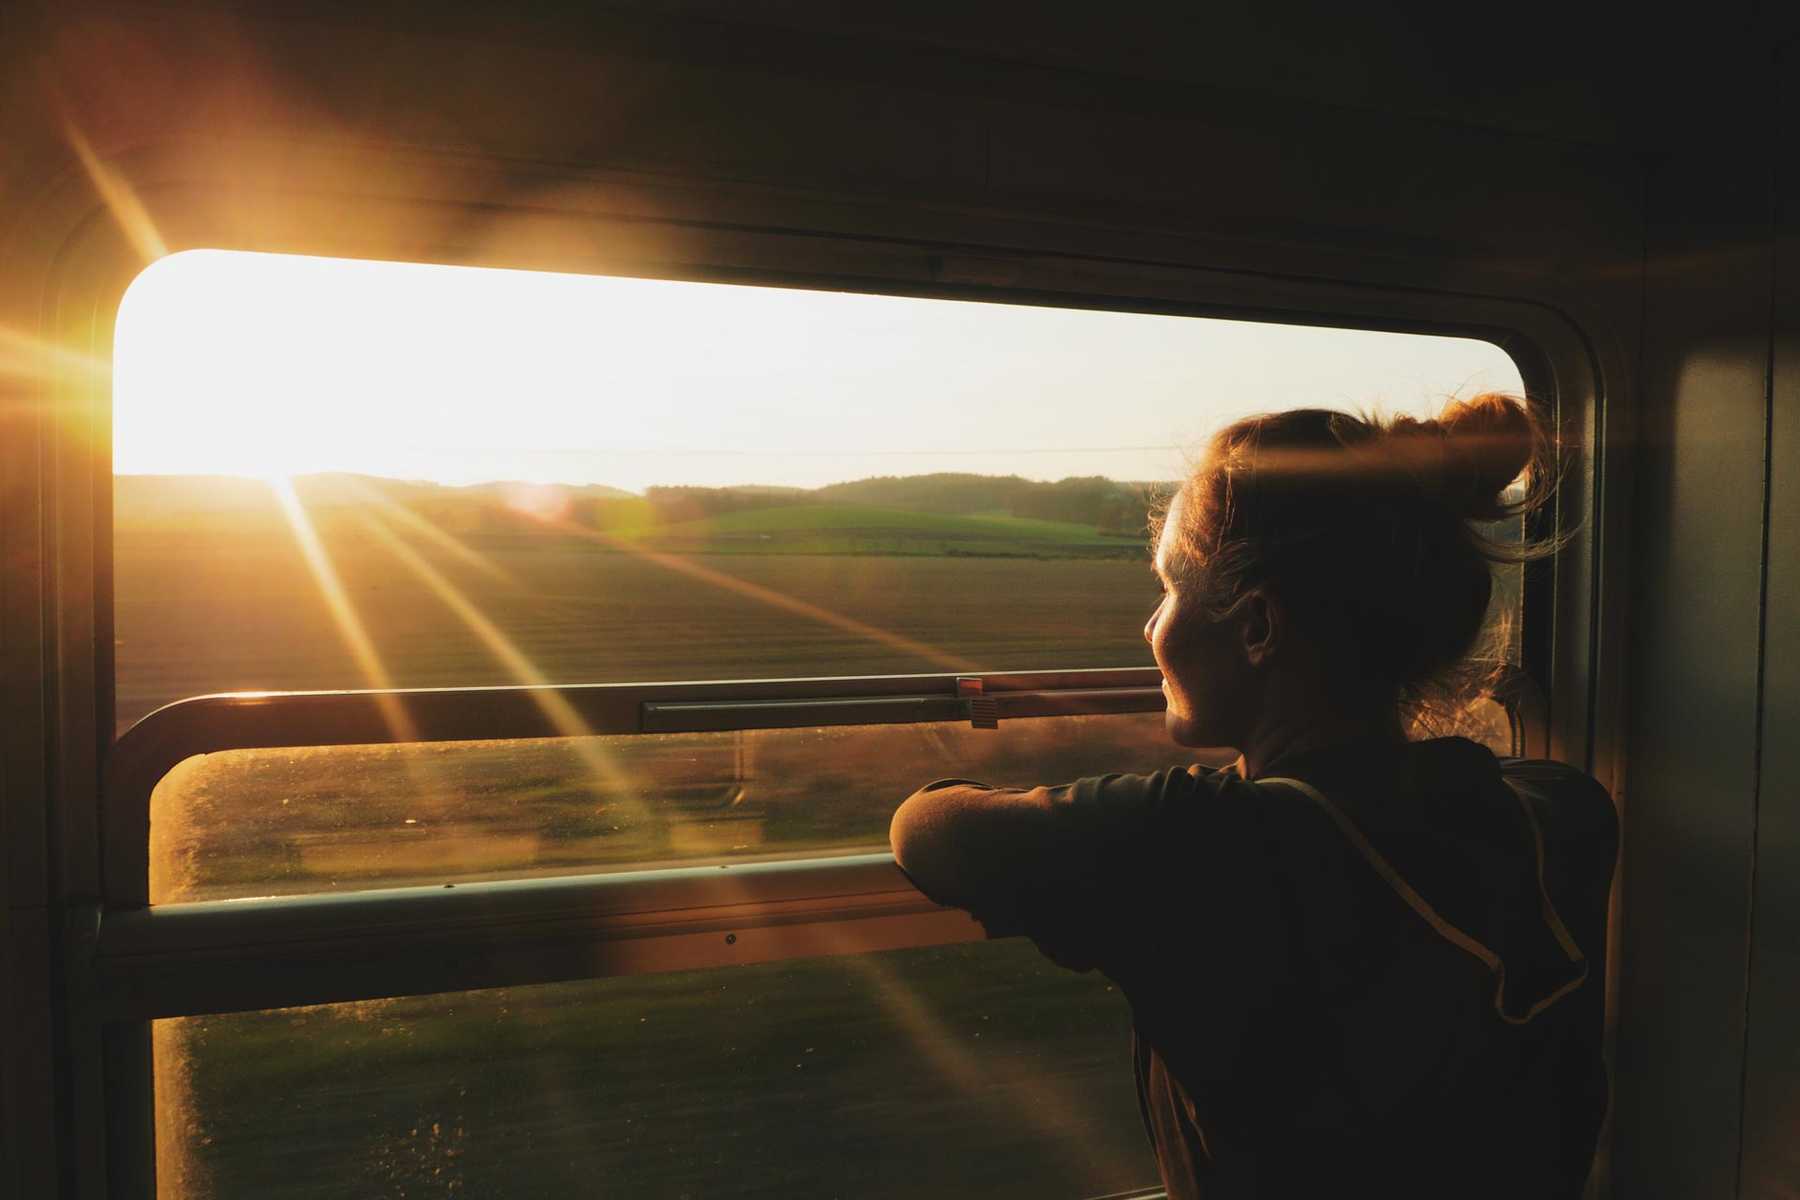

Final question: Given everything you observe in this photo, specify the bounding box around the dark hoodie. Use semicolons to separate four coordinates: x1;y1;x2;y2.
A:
893;738;1618;1199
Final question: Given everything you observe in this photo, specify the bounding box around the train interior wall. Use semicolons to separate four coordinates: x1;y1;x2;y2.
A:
1739;38;1800;1198
0;4;1797;1196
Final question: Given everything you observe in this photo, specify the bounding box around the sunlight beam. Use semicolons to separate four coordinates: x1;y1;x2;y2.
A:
537;516;980;673
0;325;112;384
824;931;1140;1186
338;476;520;586
65;121;169;263
268;477;419;742
354;510;646;811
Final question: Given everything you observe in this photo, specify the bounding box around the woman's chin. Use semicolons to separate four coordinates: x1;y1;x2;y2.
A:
1165;709;1236;753
1164;711;1204;747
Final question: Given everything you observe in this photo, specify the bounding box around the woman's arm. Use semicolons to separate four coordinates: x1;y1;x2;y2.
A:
889;778;1059;919
889;767;1206;945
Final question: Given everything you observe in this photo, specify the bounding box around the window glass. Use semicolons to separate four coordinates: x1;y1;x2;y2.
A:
113;250;1525;731
155;943;1157;1200
150;713;1208;904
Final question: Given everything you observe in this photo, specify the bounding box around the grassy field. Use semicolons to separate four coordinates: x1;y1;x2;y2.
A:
160;943;1155;1199
122;494;1172;1198
632;503;1145;558
116;526;1158;731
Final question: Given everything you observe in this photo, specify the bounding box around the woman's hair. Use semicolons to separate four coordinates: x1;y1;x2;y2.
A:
1151;392;1560;734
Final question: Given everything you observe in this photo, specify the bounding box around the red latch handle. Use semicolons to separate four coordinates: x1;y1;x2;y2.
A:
957;677;1000;730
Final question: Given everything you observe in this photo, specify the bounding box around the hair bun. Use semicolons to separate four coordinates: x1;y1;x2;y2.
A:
1164;394;1563;723
1431;392;1538;521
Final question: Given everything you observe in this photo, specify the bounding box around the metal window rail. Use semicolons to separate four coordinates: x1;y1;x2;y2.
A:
94;667;1164;1018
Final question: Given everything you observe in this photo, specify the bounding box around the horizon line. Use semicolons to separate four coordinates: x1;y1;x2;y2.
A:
112;468;1183;494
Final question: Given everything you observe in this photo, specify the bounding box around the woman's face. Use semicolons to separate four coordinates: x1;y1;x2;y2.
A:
1145;491;1253;749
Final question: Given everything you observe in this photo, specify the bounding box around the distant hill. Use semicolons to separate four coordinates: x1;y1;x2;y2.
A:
813;473;1036;514
815;472;1169;533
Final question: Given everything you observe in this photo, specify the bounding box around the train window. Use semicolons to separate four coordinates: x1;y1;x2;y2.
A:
111;249;1532;1198
113;250;1524;730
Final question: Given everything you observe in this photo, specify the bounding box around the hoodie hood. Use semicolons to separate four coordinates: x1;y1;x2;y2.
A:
1256;737;1614;1025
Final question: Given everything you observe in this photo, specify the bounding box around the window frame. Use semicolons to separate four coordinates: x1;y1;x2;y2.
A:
104;667;1168;910
40;160;1611;1200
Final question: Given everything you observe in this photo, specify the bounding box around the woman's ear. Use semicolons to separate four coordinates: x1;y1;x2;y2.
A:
1239;588;1280;667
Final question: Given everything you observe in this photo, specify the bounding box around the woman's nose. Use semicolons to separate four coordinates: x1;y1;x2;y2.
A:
1143;603;1158;645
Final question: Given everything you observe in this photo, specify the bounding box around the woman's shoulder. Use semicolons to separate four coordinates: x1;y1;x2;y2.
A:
1497;753;1612;798
1495;754;1620;858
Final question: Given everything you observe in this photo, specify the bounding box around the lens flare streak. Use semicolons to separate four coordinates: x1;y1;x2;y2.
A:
0;325;112;383
66;120;169;262
537;516;979;673
351;508;1114;1167
832;937;1137;1186
267;477;418;743
354;511;645;809
339;476;520;586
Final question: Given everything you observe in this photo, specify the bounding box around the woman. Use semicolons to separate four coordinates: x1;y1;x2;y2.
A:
889;393;1617;1199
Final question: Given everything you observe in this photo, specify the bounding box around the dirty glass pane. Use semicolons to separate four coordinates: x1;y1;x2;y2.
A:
151;712;1217;903
154;942;1160;1200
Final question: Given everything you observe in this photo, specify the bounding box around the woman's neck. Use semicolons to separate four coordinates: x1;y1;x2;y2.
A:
1234;701;1406;780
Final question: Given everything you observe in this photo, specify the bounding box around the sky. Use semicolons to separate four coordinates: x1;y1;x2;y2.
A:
112;249;1525;492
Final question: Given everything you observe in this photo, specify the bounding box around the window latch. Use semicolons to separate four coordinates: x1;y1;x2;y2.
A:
957;677;1000;730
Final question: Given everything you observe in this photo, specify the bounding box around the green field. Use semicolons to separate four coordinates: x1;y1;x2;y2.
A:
121;484;1172;1198
160;944;1154;1199
632;503;1146;558
116;523;1158;731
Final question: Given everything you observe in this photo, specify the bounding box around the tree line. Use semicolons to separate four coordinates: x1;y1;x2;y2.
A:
632;473;1172;535
115;471;1175;539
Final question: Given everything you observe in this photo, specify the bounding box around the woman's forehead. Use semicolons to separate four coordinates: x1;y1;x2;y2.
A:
1154;490;1187;574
